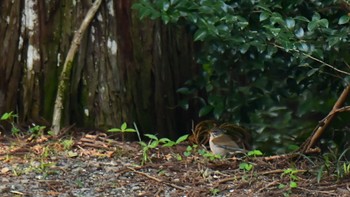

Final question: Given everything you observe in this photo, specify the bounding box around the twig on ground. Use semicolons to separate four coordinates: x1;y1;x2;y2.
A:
126;167;187;191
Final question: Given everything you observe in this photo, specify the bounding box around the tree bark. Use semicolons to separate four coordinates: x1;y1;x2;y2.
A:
0;0;198;138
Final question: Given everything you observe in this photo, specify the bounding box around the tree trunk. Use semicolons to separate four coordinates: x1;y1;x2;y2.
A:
0;0;198;138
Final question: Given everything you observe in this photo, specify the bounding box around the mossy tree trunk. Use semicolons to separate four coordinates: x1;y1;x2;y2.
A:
0;0;198;138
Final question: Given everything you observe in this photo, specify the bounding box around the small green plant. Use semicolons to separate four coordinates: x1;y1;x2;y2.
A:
198;149;222;161
279;168;300;196
239;162;254;172
210;188;220;196
159;134;189;147
108;122;136;142
28;124;46;136
247;150;263;157
184;145;197;157
1;111;20;136
61;138;74;150
343;162;350;176
139;134;189;165
139;134;160;165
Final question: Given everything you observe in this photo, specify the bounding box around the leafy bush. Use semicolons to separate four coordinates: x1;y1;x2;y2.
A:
133;0;350;153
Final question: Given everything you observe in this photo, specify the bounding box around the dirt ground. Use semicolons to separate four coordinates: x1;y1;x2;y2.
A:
1;131;350;197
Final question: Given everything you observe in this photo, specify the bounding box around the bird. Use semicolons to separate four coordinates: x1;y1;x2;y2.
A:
209;128;248;156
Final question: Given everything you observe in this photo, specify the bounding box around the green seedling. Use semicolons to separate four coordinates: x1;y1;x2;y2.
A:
280;168;300;196
139;134;160;165
108;122;136;142
139;134;189;165
184;145;194;157
28;124;46;136
61;138;74;150
239;162;253;172
198;149;222;161
1;111;20;136
210;188;220;196
159;134;189;147
247;150;263;157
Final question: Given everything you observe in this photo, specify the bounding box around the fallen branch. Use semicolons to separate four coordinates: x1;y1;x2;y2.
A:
300;84;350;153
126;167;187;191
51;0;103;135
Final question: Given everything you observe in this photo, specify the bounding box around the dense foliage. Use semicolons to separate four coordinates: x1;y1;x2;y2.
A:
133;0;350;153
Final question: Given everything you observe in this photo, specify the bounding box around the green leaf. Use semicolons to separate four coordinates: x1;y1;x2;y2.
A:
339;15;350;25
178;99;189;110
318;19;329;28
124;128;136;132
285;18;295;29
307;68;319;77
294;16;310;22
295;27;304;38
175;134;189;144
121;122;127;130
161;14;170;24
159;138;171;143
307;20;318;31
144;134;159;141
259;12;270;21
177;87;191;94
248;150;263;156
149;140;159;148
1;112;13;120
194;29;207;41
139;141;147;147
269;27;281;36
183;151;191;157
198;105;213;117
290;181;298;188
317;165;324;183
163;141;176;147
108;128;122;132
278;184;286;189
239;44;250;54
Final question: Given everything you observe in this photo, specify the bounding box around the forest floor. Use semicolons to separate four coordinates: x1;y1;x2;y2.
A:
0;130;350;197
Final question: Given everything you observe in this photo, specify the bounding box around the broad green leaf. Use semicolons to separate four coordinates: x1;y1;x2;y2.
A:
139;141;147;147
161;14;170;24
239;44;250;54
297;43;309;52
294;16;310;22
163;141;176;147
108;128;122;132
290;181;298;188
199;105;213;117
307;20;318;31
1;112;12;120
176;134;189;144
259;12;270;21
178;99;189;110
124;128;136;132
149;140;159;148
339;15;350;25
248;150;263;156
269;27;281;36
318;19;329;28
194;29;207;41
144;134;158;141
285;18;295;29
121;122;127;130
176;87;191;94
295;27;304;38
159;138;171;143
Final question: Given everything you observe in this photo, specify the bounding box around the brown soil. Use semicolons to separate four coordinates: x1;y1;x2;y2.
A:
0;131;349;197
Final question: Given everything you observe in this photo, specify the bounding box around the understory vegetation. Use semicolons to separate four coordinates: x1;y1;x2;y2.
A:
133;0;350;154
